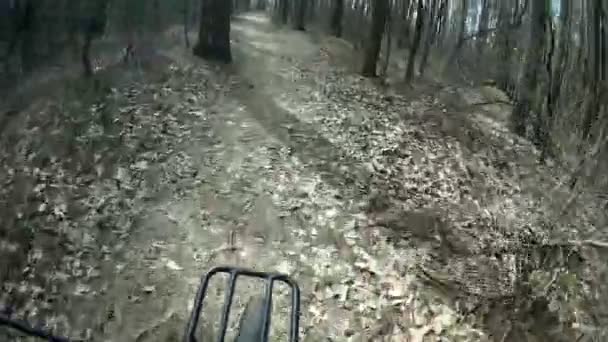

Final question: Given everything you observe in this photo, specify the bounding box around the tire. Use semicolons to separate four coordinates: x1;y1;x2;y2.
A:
235;296;267;342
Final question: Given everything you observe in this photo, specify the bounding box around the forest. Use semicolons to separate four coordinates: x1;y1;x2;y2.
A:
1;0;607;341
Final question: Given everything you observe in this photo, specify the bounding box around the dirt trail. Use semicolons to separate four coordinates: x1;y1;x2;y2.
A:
4;12;594;342
75;15;365;342
89;13;426;341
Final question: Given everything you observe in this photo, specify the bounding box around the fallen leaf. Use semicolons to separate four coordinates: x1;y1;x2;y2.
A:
143;285;156;293
166;259;183;271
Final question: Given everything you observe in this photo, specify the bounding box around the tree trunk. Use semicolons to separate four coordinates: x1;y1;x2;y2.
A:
443;0;468;71
293;0;306;30
405;0;424;81
82;31;94;77
6;0;36;74
511;0;548;136
436;0;449;45
496;0;514;96
194;0;233;63
396;0;411;48
541;0;570;157
538;14;555;160
581;0;603;140
184;0;191;48
280;0;290;25
382;12;393;77
256;0;266;11
154;0;162;31
233;0;250;14
418;0;438;76
361;0;389;77
81;0;109;77
331;0;344;37
476;0;490;55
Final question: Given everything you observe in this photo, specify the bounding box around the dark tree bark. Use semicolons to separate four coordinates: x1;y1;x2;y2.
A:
184;0;191;48
194;0;233;63
537;13;555;160
153;0;162;31
397;0;412;48
444;0;468;70
476;0;490;55
418;0;438;76
82;30;94;77
496;0;529;98
382;11;393;76
361;0;389;77
436;0;449;44
81;0;109;77
539;0;570;158
233;0;250;14
256;0;266;11
511;0;548;136
551;0;570;100
280;0;290;25
330;0;344;37
405;0;424;81
581;0;603;140
293;0;306;30
4;0;36;73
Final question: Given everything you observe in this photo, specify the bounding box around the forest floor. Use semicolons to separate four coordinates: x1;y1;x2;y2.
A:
1;12;607;342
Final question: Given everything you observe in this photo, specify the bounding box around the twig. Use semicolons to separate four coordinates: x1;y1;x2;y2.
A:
559;191;580;218
469;100;512;106
499;323;512;342
567;240;608;249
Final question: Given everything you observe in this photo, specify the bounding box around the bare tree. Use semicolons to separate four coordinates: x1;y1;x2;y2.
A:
82;0;110;77
3;0;36;74
330;0;344;37
256;0;267;11
184;0;191;48
511;0;548;135
443;0;468;72
279;0;290;25
405;0;424;81
293;0;306;31
194;0;232;63
361;0;389;77
418;0;438;76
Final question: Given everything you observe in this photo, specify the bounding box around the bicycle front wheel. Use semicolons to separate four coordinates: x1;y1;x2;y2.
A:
235;296;268;342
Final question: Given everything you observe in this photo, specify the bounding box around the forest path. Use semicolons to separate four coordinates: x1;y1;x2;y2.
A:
2;11;591;342
93;12;467;342
91;13;415;342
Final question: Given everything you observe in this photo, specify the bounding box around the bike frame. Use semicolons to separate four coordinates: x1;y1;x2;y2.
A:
184;266;301;342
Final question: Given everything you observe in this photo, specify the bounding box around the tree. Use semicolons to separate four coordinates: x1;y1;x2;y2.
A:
233;0;251;14
581;0;604;140
82;0;110;77
194;0;233;63
511;0;548;135
153;0;162;32
476;0;490;57
361;0;389;77
443;0;468;72
418;0;438;76
293;0;307;31
184;0;191;48
256;0;267;11
276;0;289;25
330;0;344;37
3;0;36;74
405;0;425;81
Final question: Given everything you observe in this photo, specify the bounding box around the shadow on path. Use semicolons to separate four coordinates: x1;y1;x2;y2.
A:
229;41;371;203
